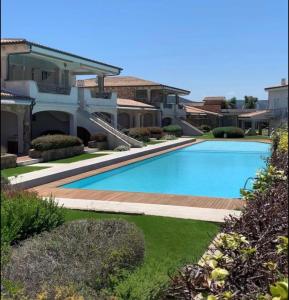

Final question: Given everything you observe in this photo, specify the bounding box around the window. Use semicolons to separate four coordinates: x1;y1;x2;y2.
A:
135;89;147;100
41;71;51;81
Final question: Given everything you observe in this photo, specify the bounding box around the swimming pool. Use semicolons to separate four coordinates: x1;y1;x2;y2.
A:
62;141;271;198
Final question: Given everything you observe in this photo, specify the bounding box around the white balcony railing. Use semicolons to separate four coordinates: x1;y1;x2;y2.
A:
4;80;78;106
81;88;117;110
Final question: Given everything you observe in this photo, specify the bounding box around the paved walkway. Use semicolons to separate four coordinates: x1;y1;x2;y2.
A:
53;197;242;223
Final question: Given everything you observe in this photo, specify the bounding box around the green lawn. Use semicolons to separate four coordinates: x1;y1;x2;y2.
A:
65;209;219;299
1;166;48;178
195;132;271;140
49;152;110;163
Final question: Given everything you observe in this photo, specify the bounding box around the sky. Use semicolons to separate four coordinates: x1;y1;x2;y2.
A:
1;0;288;100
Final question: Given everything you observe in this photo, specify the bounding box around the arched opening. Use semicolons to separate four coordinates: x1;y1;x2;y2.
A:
32;111;71;139
162;117;172;127
1;110;18;154
118;112;130;129
143;113;154;127
77;127;91;146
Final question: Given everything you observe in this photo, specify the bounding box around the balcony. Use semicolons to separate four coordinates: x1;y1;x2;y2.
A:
4;80;78;106
79;89;117;111
160;103;186;118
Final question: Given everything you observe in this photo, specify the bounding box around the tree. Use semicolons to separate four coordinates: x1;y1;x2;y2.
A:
228;97;237;109
244;96;258;109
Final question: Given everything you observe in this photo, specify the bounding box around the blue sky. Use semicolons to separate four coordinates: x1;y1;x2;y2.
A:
1;0;288;100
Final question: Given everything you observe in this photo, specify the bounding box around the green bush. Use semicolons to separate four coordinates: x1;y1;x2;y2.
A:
212;126;245;138
90;133;107;142
1;190;64;245
128;127;150;142
162;125;182;137
2;219;145;299
200;124;211;133
31;134;83;151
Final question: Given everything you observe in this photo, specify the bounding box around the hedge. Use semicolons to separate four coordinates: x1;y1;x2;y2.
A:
162;125;182;137
2;219;145;299
128;127;150;142
212;126;245;138
31;134;83;151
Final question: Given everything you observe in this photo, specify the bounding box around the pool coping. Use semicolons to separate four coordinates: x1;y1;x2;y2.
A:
30;140;245;211
10;138;197;189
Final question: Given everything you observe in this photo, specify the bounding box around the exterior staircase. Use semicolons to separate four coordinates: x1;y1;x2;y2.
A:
77;110;143;148
91;113;143;148
176;118;203;136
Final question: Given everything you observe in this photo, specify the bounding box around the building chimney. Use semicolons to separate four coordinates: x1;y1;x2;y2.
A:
281;78;287;86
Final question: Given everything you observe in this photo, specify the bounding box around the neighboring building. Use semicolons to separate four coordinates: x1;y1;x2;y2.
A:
77;76;202;134
265;79;288;129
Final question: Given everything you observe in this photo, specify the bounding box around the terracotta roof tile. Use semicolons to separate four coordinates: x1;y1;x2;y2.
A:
203;96;226;101
238;110;271;118
117;98;156;108
1;88;34;100
185;105;222;116
77;76;190;94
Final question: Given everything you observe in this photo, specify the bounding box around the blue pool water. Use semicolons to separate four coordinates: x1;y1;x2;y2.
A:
62;141;271;198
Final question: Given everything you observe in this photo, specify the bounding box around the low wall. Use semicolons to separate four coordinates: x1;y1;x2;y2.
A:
29;145;84;162
1;154;17;170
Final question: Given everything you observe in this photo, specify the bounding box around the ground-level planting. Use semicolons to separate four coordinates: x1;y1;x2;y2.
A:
48;152;110;163
64;210;219;299
1;165;49;177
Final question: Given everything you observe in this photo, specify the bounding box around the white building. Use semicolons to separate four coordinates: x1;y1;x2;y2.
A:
265;78;288;129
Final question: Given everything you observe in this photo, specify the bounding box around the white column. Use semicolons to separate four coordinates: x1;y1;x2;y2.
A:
69;113;77;136
17;114;24;154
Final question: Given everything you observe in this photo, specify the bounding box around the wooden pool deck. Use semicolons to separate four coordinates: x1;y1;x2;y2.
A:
30;142;245;211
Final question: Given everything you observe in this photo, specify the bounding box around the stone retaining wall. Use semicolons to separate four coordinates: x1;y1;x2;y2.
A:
1;154;17;170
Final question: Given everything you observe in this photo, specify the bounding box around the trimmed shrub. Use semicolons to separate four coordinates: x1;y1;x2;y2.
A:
1;190;64;245
212;126;245;138
114;145;130;151
128;127;150;142
90;133;107;142
31;134;83;151
160;134;177;141
200;124;211;133
2;219;145;299
146;127;163;139
162;125;182;137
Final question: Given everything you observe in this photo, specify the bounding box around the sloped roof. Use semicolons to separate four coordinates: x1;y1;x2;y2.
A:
77;76;190;94
185;105;222;116
265;84;288;91
238;110;271;119
203;96;226;101
117;98;156;108
1;38;122;72
1;88;34;100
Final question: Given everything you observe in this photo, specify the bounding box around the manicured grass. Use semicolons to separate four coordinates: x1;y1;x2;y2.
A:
49;153;110;163
195;132;271;140
64;209;219;299
1;166;48;177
